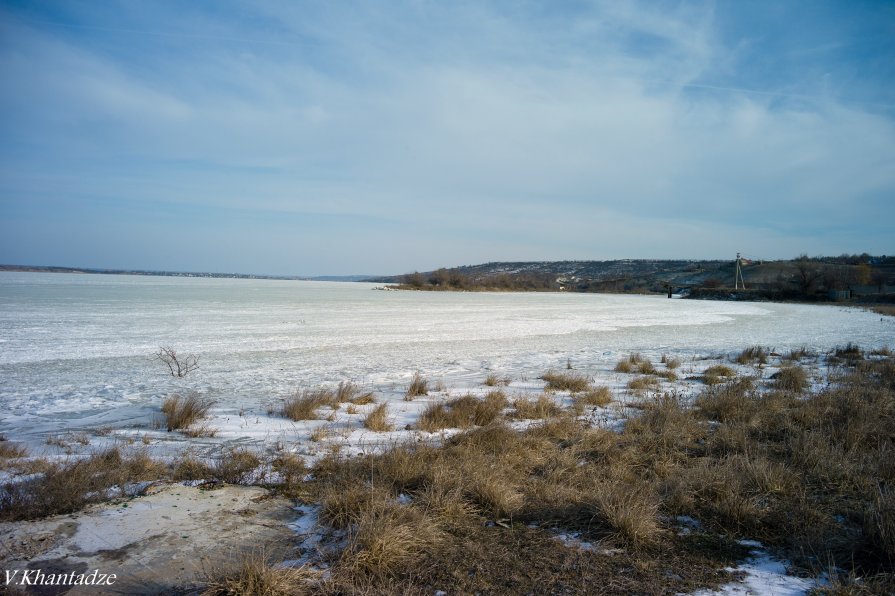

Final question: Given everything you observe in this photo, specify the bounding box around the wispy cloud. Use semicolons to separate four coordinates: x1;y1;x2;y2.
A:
1;1;893;274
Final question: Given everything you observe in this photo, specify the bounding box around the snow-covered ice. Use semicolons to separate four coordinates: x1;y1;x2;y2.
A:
1;272;892;457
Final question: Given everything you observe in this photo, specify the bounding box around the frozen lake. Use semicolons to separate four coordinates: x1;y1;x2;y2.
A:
1;272;892;448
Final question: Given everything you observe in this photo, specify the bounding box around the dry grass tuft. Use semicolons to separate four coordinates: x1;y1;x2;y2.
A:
310;425;332;442
703;364;736;385
202;552;316;595
213;448;261;484
161;393;214;432
349;391;376;406
695;378;757;423
417;392;507;432
483;373;510;387
772;366;808;392
343;502;444;577
662;354;682;369
280;388;337;421
513;394;562;419
784;346;813;361
405;372;428;400
335;381;362;403
637;360;657;375
364;403;393;432
735;346;768;365
574;386;612;410
614;359;634;373
272;453;307;489
0;438;27;459
541;370;590;393
591;483;661;545
172;453;214;481
627;375;660;394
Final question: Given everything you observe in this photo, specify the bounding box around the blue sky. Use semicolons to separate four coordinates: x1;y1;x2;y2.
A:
1;1;893;276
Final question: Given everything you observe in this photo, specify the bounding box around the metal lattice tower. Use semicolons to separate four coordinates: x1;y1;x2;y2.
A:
735;252;746;290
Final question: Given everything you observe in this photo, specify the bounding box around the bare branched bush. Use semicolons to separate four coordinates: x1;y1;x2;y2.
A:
156;346;199;377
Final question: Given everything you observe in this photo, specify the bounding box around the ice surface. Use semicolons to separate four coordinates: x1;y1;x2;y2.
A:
1;272;892;455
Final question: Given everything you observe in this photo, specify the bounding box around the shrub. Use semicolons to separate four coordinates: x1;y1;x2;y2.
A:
156;346;199;377
541;370;590;393
364;403;393;432
405;372;428;400
161;393;214;432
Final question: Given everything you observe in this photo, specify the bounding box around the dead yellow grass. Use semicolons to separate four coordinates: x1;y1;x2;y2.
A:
417;392;507;431
363;403;393;432
160;393;214;432
573;386;612;410
703;364;736;385
541;370;590;392
0;447;167;521
405;372;428;399
513;394;562;419
202;552;316;595
213;448;261;484
300;350;895;594
280;388;337;421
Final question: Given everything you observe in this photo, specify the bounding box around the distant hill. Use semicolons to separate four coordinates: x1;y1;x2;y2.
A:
369;256;895;300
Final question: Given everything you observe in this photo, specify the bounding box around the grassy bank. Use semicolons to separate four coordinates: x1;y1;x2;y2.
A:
1;349;893;594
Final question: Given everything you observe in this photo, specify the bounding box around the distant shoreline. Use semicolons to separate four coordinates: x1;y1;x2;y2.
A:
0;265;373;282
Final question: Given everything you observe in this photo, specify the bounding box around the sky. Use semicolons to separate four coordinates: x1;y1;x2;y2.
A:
1;1;893;276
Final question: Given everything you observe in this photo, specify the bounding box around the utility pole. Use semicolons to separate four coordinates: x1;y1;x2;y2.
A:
734;252;746;290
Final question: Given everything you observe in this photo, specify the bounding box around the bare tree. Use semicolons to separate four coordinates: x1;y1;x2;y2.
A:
794;255;823;295
157;346;199;378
